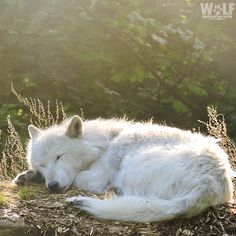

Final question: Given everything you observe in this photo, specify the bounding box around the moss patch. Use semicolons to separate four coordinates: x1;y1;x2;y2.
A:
0;193;8;206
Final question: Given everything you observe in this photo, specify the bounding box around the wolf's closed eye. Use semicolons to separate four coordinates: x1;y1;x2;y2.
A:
56;154;64;161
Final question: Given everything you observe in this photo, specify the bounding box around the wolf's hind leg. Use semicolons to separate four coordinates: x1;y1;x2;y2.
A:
73;168;110;193
177;174;232;218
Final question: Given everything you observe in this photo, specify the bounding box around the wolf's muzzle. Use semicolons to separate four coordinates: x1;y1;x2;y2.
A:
47;181;60;193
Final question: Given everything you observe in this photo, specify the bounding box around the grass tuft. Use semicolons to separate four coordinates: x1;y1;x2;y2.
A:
0;193;8;206
17;186;38;200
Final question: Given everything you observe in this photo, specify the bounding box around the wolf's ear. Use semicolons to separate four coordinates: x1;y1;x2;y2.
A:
65;115;83;138
28;125;42;139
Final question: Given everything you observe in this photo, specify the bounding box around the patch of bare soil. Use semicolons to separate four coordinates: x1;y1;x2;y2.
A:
0;181;236;236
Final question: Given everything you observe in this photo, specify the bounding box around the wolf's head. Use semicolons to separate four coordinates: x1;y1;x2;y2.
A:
27;116;99;193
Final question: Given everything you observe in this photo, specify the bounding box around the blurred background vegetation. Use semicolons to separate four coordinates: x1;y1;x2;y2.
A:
0;0;235;147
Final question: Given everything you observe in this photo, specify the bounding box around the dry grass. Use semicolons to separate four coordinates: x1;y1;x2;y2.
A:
11;83;67;129
198;106;236;167
0;115;26;180
0;85;68;180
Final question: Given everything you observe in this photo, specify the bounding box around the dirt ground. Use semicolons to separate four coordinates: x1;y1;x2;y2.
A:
0;181;236;236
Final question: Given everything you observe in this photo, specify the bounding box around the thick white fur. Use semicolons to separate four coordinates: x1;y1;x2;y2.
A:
27;117;234;222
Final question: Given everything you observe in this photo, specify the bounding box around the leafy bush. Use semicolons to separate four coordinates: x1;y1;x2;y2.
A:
0;0;235;134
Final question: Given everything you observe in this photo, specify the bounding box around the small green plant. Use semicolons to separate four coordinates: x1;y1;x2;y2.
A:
17;186;38;200
0;193;8;206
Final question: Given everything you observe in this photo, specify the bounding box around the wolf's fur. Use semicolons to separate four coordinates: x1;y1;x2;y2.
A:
27;116;234;222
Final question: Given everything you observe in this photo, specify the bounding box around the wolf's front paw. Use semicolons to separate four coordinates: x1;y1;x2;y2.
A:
67;196;85;206
66;196;97;210
13;170;44;185
107;186;123;196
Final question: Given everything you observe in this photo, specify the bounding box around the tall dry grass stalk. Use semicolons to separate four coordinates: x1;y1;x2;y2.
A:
0;115;26;180
198;106;236;164
0;85;68;180
11;83;67;129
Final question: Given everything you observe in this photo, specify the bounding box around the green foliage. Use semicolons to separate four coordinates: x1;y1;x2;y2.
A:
0;0;235;136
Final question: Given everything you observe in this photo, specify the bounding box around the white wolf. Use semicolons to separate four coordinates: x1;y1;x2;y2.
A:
25;116;234;222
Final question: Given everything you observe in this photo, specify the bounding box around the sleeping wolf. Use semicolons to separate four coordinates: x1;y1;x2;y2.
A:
14;116;234;222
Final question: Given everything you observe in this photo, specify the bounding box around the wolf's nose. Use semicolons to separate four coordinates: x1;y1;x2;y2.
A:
47;181;59;192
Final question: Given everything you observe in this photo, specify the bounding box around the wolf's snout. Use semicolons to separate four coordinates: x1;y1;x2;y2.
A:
47;181;60;193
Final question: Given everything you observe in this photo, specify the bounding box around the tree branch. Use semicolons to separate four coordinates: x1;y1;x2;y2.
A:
77;0;199;113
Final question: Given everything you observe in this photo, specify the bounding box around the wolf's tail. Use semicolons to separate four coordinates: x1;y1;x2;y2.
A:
69;195;209;222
